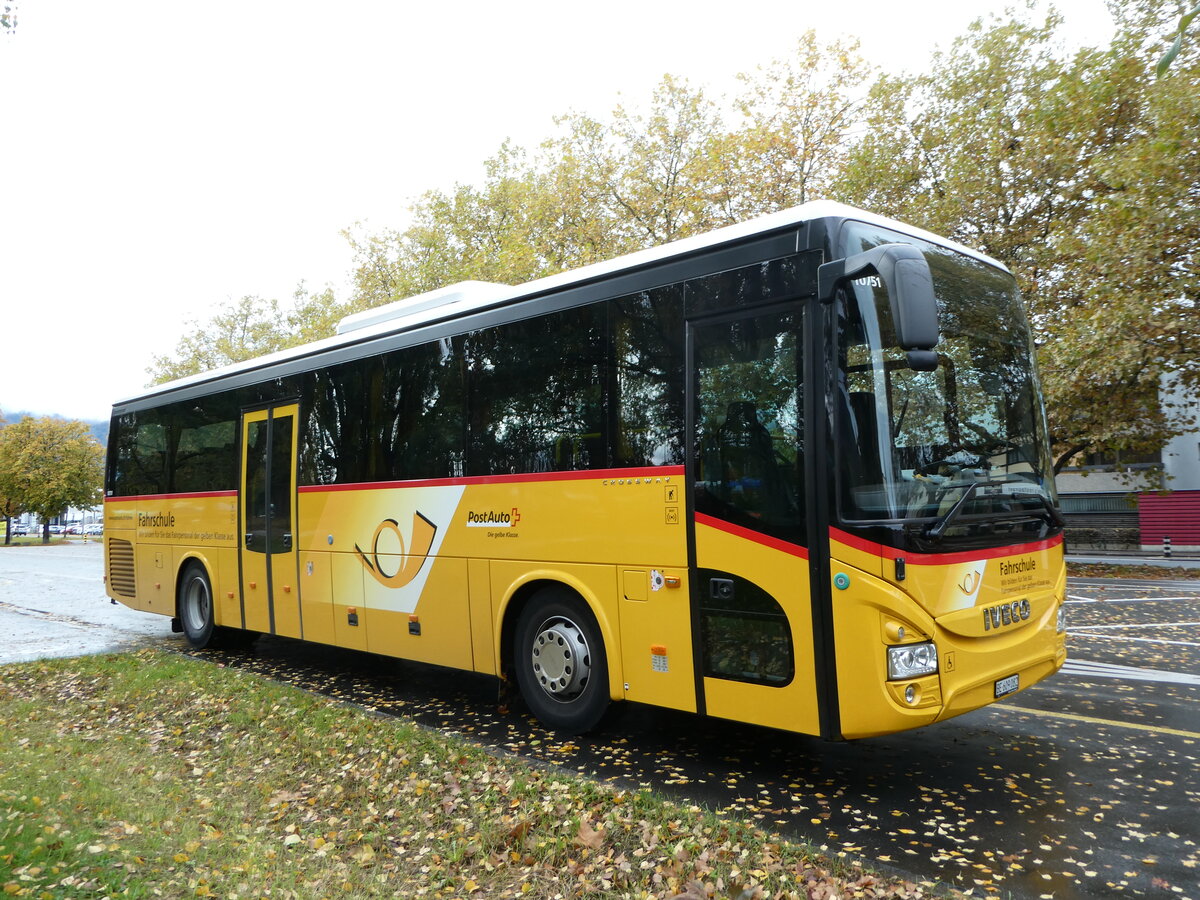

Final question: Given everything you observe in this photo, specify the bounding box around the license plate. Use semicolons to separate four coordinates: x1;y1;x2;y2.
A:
994;674;1019;698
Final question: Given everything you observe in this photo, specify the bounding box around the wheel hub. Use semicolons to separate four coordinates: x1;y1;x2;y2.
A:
183;576;210;633
530;616;591;701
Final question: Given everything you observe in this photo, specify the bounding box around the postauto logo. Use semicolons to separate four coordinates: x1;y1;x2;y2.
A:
465;508;521;528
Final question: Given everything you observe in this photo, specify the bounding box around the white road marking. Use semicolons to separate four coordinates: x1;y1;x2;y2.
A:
0;599;100;629
1068;621;1200;630
1061;659;1200;686
1068;632;1200;648
1066;596;1200;604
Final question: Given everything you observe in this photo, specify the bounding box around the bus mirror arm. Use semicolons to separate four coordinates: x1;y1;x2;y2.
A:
817;243;940;357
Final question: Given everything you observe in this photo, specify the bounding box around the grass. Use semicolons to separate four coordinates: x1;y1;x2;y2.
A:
0;535;98;548
0;650;948;899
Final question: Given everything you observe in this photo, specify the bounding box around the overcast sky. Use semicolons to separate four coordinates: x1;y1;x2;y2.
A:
0;0;1116;422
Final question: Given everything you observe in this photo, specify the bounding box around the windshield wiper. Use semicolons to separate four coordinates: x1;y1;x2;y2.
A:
923;482;1064;540
1032;493;1066;528
923;482;978;540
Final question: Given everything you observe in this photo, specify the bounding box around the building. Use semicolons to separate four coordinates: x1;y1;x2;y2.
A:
1138;374;1200;553
1056;373;1200;553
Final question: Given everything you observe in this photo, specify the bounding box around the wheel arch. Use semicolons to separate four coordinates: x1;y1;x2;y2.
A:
496;569;624;702
173;552;219;622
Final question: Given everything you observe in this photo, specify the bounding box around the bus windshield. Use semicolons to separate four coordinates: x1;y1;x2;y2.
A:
836;222;1060;548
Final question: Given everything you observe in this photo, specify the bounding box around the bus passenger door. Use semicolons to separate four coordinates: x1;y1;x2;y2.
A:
239;404;302;638
688;307;821;735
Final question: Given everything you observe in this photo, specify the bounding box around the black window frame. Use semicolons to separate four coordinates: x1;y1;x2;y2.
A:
106;231;809;499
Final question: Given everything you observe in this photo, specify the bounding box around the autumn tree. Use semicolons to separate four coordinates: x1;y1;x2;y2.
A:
147;284;342;384
0;489;20;546
341;75;734;308
0;417;104;544
151;34;872;377
836;3;1200;471
342;140;593;307
713;32;873;221
344;34;872;310
145;14;1198;481
0;409;20;546
1158;1;1200;74
564;75;729;247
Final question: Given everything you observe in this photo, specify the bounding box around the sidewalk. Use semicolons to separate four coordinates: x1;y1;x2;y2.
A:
1066;549;1200;569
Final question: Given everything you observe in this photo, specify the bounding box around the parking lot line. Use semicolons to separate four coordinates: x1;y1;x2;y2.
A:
992;703;1200;740
1066;595;1200;603
1061;658;1200;686
1068;633;1200;648
1069;621;1200;629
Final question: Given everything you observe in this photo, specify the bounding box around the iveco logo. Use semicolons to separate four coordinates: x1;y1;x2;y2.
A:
983;599;1031;631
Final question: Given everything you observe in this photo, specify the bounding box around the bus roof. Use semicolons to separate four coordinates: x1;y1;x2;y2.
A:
118;200;1007;408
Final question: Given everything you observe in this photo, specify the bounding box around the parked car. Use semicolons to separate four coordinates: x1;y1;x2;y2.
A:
84;523;104;535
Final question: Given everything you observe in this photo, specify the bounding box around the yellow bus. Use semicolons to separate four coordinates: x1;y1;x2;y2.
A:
104;201;1067;739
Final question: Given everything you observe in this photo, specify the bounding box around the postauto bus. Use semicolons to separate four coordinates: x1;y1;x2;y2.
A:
104;201;1066;738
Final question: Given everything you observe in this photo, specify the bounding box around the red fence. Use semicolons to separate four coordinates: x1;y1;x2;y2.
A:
1139;490;1200;549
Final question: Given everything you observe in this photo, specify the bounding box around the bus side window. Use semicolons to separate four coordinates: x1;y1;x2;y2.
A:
465;305;608;476
692;310;803;540
697;568;794;686
716;400;779;511
610;286;686;469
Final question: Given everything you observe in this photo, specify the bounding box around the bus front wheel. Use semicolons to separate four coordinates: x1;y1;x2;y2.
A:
514;588;610;734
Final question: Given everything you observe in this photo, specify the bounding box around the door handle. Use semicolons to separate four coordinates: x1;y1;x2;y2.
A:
282;532;292;550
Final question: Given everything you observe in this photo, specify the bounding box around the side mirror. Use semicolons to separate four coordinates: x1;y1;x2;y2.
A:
817;243;940;362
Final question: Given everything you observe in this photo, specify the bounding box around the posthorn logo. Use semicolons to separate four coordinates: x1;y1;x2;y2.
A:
956;563;986;605
355;512;438;589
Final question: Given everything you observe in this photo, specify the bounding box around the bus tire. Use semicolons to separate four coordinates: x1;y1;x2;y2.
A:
178;562;254;650
514;587;610;734
179;562;218;648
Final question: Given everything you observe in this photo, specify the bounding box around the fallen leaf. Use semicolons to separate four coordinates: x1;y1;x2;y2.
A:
576;817;605;850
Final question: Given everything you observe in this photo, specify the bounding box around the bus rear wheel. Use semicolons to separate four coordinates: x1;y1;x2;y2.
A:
178;562;254;650
179;563;218;648
514;588;609;734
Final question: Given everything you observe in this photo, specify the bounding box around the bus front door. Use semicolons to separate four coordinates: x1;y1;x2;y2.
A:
688;308;820;734
239;404;302;638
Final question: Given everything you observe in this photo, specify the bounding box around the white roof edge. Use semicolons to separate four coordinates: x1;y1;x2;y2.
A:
827;202;1009;272
117;202;1007;407
336;280;515;334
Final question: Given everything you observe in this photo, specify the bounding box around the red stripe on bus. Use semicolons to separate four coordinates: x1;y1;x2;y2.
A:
694;512;810;560
104;490;238;502
829;527;1063;564
297;466;687;494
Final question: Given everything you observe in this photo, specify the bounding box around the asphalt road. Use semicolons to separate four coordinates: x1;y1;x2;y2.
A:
0;541;177;663
2;543;1197;899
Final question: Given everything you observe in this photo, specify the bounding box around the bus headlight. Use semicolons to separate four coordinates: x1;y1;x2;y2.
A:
887;642;938;680
1057;605;1066;634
